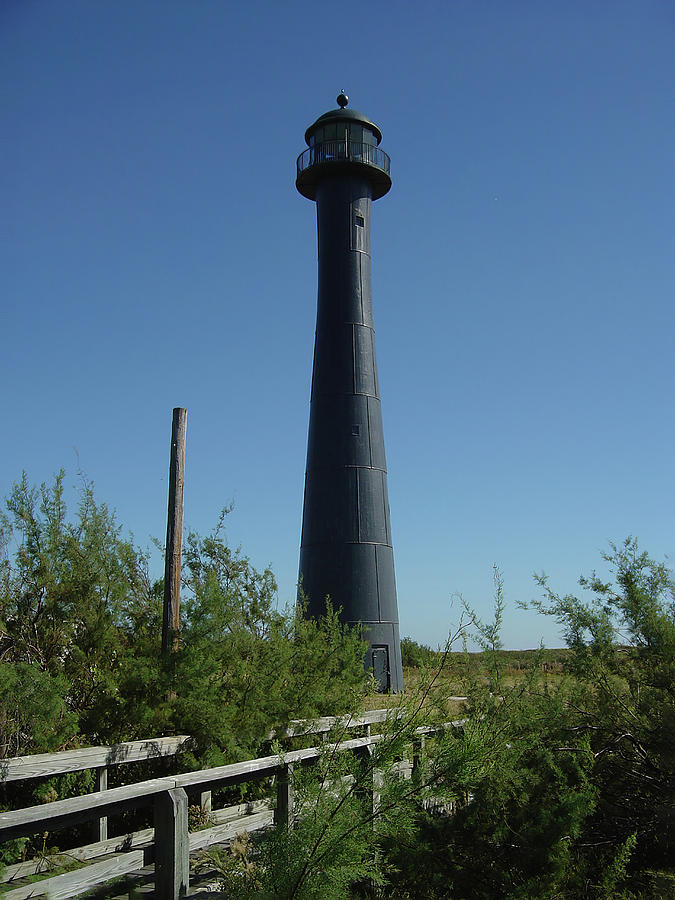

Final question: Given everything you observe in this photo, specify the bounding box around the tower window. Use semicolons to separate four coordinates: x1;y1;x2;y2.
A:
349;124;363;143
355;215;365;227
351;424;361;436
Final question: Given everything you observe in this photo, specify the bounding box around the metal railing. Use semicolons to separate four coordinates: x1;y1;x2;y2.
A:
297;140;391;177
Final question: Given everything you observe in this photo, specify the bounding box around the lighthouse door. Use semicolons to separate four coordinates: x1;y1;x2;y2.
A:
372;645;390;693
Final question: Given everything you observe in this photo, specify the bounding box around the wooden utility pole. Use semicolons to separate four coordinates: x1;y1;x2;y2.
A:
162;407;187;659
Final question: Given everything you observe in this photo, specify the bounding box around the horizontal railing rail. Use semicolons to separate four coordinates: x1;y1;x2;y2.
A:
269;706;400;738
297;140;391;177
0;735;192;782
269;701;466;739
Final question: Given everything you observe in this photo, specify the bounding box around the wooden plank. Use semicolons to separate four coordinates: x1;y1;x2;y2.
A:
270;707;403;739
1;848;150;900
414;718;467;736
173;734;381;792
0;762;273;843
1;855;55;885
1;735;191;782
0;777;175;842
1;829;155;884
173;752;286;792
188;809;275;851
209;799;270;825
271;704;465;739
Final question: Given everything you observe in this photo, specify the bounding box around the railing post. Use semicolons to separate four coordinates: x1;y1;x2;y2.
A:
412;734;426;780
200;789;212;817
369;747;383;821
154;787;189;899
372;764;383;820
92;766;108;842
359;745;382;828
275;763;294;830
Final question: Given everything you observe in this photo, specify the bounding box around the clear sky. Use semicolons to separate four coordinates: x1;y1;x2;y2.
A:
2;0;672;650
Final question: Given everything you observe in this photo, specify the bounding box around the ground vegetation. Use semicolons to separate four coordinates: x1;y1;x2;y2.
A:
208;546;674;899
0;472;368;867
1;473;673;897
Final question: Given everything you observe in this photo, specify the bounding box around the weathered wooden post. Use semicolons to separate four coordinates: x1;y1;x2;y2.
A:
154;787;189;898
412;734;426;781
200;788;212;818
275;762;295;830
162;408;187;659
367;746;383;821
92;765;108;843
356;744;382;829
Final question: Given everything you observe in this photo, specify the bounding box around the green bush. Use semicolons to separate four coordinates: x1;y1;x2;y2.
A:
400;636;439;668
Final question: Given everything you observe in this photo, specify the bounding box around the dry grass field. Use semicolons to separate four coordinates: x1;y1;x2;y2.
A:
362;648;570;711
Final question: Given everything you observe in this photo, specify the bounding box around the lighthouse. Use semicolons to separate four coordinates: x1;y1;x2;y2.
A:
296;93;403;692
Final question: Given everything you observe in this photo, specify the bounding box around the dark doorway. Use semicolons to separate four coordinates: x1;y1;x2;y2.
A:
372;645;390;692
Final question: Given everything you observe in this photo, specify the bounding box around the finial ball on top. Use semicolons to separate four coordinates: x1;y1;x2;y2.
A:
337;91;349;108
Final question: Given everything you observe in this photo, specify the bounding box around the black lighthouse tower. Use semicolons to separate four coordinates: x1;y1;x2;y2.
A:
296;94;403;692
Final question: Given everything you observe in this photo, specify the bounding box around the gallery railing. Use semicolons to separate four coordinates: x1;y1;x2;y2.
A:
297;140;391;177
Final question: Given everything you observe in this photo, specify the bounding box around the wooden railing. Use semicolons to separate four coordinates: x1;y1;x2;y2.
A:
0;707;466;899
1;735;192;848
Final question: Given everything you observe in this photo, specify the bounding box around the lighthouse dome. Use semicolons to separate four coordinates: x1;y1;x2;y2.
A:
304;103;382;147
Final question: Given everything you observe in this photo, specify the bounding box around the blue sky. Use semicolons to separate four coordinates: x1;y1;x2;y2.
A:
2;0;672;649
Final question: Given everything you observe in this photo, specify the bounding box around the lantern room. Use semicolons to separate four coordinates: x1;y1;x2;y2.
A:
296;92;391;201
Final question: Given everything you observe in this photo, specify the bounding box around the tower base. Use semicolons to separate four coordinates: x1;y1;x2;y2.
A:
357;621;403;693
